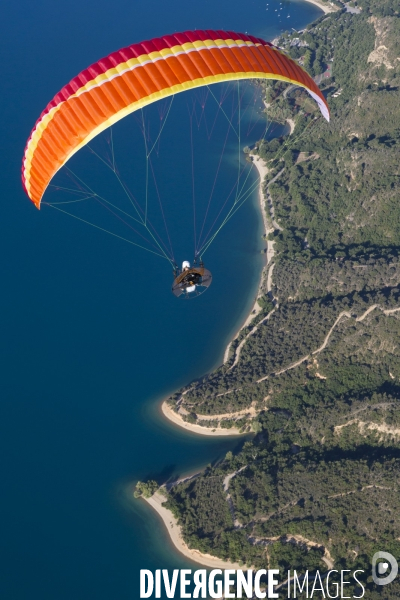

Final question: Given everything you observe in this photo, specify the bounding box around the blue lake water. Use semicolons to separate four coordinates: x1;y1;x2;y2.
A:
0;1;321;598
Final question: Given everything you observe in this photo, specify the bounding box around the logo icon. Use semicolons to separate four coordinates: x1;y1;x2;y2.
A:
372;552;398;586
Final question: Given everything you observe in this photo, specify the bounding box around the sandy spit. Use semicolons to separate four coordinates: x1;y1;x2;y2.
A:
144;491;244;569
161;401;246;436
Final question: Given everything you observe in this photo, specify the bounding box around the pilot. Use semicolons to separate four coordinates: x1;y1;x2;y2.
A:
172;260;212;298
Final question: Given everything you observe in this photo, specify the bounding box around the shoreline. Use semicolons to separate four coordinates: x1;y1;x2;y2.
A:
161;399;246;436
143;491;245;569
252;155;272;237
222;153;274;363
301;0;339;14
160;154;275;437
223;153;275;362
145;0;334;572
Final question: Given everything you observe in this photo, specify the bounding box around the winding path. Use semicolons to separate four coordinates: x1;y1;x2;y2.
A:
229;309;276;370
252;304;400;383
223;467;248;528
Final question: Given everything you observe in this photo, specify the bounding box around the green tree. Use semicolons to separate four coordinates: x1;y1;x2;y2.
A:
134;480;159;498
303;49;314;75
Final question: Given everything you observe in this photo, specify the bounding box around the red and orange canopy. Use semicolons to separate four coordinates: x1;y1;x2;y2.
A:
22;30;329;208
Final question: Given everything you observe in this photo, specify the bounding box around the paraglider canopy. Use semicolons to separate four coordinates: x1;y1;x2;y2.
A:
21;29;329;209
21;28;330;300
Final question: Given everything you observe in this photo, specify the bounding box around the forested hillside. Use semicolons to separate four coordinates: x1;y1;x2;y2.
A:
140;3;400;595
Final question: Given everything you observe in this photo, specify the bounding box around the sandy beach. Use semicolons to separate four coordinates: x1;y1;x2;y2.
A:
253;156;271;235
251;154;278;271
144;491;245;569
161;400;246;436
301;0;339;13
286;118;295;135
